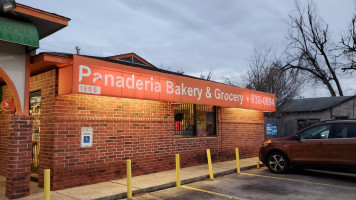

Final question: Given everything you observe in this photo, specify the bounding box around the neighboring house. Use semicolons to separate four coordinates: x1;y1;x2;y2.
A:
268;96;356;138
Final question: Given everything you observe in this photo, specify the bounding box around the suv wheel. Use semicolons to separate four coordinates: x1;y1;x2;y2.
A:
267;152;289;174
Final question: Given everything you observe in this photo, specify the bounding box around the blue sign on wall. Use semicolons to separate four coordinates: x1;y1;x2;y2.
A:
266;123;277;136
84;136;90;143
81;127;93;148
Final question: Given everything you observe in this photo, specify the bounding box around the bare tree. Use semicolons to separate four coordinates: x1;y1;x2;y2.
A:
283;1;343;96
225;48;303;111
223;74;241;87
341;14;356;71
244;48;303;110
158;65;185;75
199;70;214;81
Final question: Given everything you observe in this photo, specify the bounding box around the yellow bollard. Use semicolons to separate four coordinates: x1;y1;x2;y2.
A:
257;161;260;169
207;149;214;180
44;169;50;200
127;160;132;199
175;154;181;187
235;147;240;174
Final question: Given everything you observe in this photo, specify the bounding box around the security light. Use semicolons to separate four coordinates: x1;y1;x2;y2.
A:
1;0;16;12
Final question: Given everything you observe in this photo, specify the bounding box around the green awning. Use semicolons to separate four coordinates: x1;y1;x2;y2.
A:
0;16;39;48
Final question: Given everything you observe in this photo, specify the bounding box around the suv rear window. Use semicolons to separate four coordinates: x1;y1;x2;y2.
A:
333;124;356;138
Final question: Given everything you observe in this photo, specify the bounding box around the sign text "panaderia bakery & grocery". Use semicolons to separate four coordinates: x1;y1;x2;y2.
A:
78;65;246;104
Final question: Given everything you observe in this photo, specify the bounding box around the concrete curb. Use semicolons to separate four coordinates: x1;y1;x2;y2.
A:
94;165;263;200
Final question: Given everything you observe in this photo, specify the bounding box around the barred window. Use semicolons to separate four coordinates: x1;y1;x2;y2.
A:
174;104;216;137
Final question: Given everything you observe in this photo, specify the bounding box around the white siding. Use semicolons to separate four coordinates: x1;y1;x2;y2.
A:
0;40;26;113
280;98;356;133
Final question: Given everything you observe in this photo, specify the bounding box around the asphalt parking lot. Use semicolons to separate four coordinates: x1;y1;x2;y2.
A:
131;167;356;200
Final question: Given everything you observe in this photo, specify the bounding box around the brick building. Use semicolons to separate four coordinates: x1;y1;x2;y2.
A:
0;51;276;193
0;2;276;199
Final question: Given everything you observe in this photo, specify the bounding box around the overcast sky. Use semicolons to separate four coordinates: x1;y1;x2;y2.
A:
17;0;356;97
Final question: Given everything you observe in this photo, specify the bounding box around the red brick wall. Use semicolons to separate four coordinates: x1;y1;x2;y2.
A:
51;94;177;189
219;108;265;160
0;85;16;176
6;116;32;199
1;69;265;190
174;138;220;168
49;93;265;190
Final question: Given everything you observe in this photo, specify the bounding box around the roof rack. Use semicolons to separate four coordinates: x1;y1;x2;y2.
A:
320;119;356;123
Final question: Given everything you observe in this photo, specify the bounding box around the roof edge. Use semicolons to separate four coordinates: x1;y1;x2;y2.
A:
281;96;356;113
107;52;156;68
14;3;71;26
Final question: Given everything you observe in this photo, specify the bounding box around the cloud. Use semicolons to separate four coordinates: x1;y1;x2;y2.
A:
16;0;356;97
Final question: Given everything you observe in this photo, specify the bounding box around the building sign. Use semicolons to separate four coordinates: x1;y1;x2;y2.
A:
59;55;276;111
266;123;277;136
80;127;93;148
30;96;41;105
1;100;15;112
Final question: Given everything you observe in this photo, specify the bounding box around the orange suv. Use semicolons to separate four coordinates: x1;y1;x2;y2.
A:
259;120;356;174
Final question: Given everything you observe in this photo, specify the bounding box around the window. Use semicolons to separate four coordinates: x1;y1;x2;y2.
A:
333;124;356;138
299;124;331;140
174;104;216;137
297;119;320;131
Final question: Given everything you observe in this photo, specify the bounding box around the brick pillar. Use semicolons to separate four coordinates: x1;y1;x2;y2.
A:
6;115;32;199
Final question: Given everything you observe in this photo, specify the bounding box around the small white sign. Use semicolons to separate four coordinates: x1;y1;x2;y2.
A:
78;84;101;94
80;127;93;148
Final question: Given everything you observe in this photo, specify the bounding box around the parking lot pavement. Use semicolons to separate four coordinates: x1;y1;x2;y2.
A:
131;168;356;200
